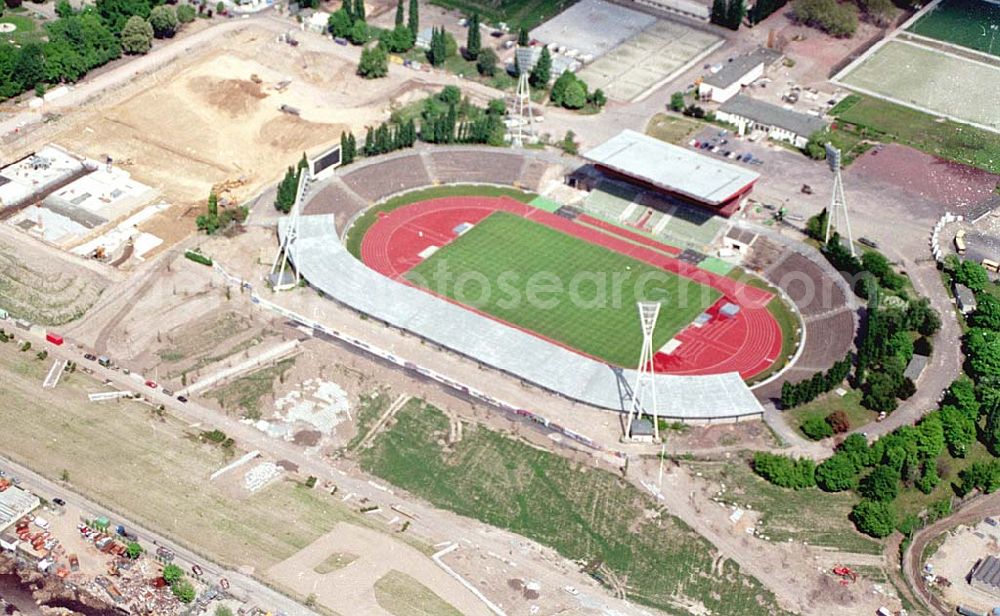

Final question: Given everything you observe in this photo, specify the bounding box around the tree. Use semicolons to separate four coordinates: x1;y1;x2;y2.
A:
465;12;480;59
967;327;1000;380
973;293;1000;330
793;0;858;37
274;166;298;213
801;416;833;440
476;47;497;76
177;3;196;23
711;0;727;25
752;452;816;489
859;0;895;26
851;500;895;538
427;26;447;66
15;43;46;91
60;469;70;481
162;564;184;584
559;130;578;155
826;410;850;434
957;260;989;291
126;541;143;559
907;297;940;336
916;462;939;495
589;88;606;108
216;607;235;616
562;79;587;109
172;579;196;603
517;27;528;46
860;465;899;502
348;19;371;45
353;0;365;22
529;46;551;88
149;5;178;38
120;16;153;55
725;0;745;30
805;208;829;241
96;0;152;32
945;378;980;419
55;0;74;17
380;25;414;52
815;452;858;492
669;91;685;112
394;0;404;28
407;0;418;38
357;44;388;79
328;9;352;38
862;370;900;413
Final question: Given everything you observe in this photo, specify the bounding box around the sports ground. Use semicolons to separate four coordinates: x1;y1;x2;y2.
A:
359;195;783;378
909;0;1000;57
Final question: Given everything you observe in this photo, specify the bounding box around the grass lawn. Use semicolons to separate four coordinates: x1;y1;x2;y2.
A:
405;211;720;366
427;0;576;30
688;460;883;554
374;570;463;616
359;399;793;615
785;389;875;437
344;185;536;258
206;357;296;420
645;113;703;145
832;94;1000;174
0;14;45;46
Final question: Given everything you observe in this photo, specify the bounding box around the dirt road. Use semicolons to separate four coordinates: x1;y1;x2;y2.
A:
902;492;1000;616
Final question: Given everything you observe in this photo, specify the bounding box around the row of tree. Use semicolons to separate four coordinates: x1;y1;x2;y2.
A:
362;119;418;156
274;155;309;214
780;353;852;410
710;0;745;31
0;0;200;101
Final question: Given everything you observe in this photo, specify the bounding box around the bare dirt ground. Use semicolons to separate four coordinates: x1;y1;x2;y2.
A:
633;458;903;616
268;522;491;616
922;517;1000;613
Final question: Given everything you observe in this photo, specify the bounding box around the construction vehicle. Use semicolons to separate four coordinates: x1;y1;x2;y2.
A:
832;566;857;585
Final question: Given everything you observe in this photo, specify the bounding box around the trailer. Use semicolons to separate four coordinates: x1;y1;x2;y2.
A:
46;333;64;346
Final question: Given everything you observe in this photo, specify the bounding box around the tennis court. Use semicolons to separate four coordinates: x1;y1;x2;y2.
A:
909;0;1000;57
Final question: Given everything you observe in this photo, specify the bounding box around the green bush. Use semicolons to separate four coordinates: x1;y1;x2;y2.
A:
184;249;213;266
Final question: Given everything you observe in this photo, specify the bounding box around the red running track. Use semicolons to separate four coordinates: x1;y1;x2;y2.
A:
360;196;783;378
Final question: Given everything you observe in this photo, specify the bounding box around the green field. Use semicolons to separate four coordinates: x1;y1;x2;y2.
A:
785;389;876;437
344;185;536;258
688;460;883;554
405;211;720;366
0;14;45;46
645;113;703;145
909;0;1000;57
358;399;793;616
832;94;1000;174
427;0;576;30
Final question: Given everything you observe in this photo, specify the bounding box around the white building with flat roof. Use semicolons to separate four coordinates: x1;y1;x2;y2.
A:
0;485;40;532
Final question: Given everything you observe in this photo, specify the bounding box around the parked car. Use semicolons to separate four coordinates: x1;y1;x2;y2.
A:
53;498;66;507
859;237;879;249
83;353;96;361
145;380;157;389
177;395;188;403
161;389;174;397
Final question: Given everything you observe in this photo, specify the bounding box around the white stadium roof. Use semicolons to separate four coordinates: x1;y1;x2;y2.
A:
582;129;760;205
281;213;764;421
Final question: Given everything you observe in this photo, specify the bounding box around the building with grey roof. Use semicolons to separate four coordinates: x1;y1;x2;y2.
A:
582;129;760;217
904;354;928;382
280;213;765;421
0;486;39;532
716;95;829;149
955;282;977;315
972;555;1000;598
699;48;782;103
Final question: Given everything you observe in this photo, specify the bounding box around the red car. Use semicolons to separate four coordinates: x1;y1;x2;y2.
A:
144;380;157;389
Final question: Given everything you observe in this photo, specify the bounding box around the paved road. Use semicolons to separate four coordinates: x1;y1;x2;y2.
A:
0;453;315;616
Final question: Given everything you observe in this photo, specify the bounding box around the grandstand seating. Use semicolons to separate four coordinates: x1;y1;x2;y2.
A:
430;150;524;185
518;158;550;192
765;252;847;318
796;309;854;370
302;177;368;228
341;154;432;201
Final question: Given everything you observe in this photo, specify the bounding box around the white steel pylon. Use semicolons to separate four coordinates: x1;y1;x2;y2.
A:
509;47;536;147
626;301;661;440
270;169;311;291
823;144;855;257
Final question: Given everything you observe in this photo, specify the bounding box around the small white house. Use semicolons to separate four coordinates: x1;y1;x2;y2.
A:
715;95;828;149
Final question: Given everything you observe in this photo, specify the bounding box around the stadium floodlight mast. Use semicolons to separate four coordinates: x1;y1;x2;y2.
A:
270;168;311;291
509;46;537;147
823;143;855;257
625;301;661;441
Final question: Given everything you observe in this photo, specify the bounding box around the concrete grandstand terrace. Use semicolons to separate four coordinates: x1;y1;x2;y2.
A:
360;195;782;378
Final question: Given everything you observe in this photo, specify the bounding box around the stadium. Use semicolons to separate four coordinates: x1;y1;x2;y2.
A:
276;140;855;422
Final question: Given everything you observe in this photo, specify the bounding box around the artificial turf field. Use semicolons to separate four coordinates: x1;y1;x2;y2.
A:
404;211;720;366
909;0;1000;57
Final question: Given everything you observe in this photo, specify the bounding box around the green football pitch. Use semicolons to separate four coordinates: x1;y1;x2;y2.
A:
909;0;1000;57
404;212;720;366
